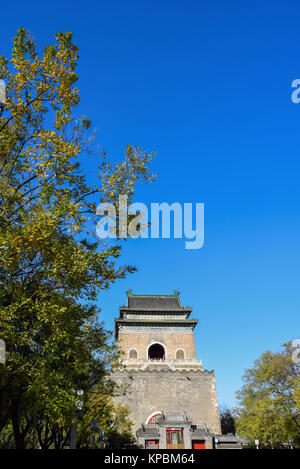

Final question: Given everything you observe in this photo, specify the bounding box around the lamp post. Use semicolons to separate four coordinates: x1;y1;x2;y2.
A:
91;419;99;449
69;389;84;449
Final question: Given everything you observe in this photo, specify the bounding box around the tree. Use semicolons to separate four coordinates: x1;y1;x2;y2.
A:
235;343;300;448
76;387;134;449
0;28;155;448
219;405;236;435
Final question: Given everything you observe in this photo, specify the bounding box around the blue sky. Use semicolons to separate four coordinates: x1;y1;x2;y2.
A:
1;0;300;407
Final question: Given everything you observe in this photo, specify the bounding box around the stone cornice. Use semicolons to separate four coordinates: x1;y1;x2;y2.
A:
115;318;198;338
119;307;192;317
112;367;215;375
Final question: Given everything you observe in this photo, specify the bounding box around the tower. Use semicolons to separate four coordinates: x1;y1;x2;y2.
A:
112;291;221;449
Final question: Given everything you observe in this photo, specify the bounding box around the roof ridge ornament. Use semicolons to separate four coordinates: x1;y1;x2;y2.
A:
126;291;181;298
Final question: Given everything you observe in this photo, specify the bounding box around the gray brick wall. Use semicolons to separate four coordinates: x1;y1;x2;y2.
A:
112;368;221;435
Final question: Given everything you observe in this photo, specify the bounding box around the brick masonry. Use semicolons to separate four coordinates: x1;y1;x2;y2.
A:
112;367;221;434
118;330;196;360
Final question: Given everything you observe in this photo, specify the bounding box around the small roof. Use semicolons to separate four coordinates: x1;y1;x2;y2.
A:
214;434;240;442
136;424;160;437
158;412;191;425
191;426;211;438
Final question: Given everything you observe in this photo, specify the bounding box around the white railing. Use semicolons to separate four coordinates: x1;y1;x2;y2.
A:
119;358;203;370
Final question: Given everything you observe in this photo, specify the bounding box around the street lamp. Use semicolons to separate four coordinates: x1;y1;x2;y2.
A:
91;419;99;449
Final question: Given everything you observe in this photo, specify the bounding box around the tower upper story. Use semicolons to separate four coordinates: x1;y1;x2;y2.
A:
115;291;202;371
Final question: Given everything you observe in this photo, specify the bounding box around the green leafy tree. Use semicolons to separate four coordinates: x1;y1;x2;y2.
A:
0;28;155;448
219;406;236;435
76;387;134;449
235;343;300;448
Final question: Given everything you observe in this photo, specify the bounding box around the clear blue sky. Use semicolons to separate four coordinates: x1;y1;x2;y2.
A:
1;0;300;407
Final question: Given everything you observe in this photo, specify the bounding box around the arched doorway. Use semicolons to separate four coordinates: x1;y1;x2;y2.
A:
148;343;165;361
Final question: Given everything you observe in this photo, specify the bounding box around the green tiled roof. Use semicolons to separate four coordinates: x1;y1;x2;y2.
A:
115;291;198;338
126;290;184;310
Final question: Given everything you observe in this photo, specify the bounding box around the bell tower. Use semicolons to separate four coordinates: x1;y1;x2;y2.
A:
115;290;202;370
112;291;221;439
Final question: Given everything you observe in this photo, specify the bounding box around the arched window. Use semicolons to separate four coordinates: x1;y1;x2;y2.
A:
128;349;138;359
176;349;185;359
147;412;162;424
148;343;165;361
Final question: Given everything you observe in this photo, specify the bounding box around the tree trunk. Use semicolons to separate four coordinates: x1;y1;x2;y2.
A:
11;412;25;449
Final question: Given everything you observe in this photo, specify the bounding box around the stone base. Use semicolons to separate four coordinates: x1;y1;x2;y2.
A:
112;365;221;435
